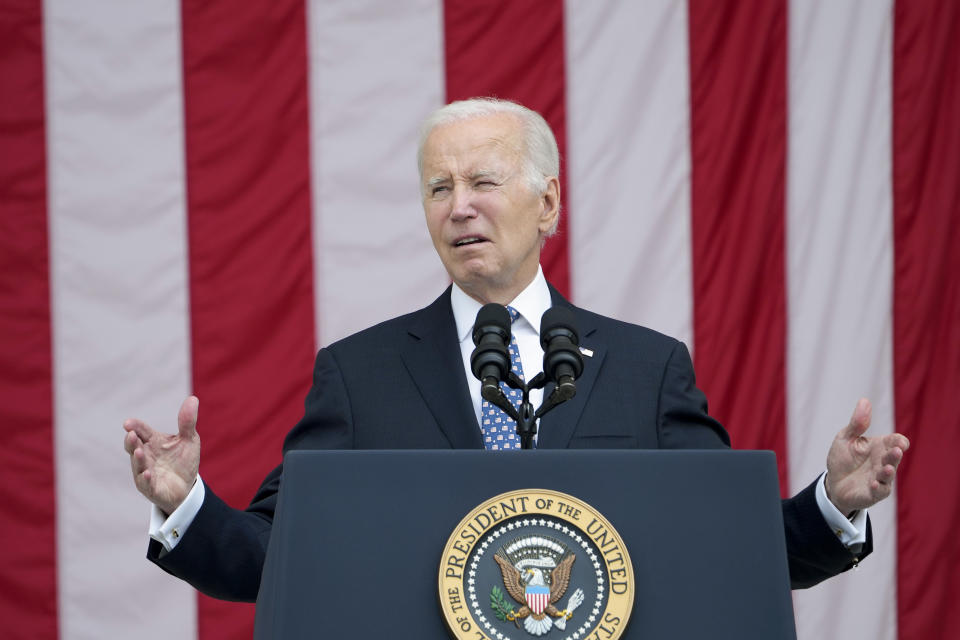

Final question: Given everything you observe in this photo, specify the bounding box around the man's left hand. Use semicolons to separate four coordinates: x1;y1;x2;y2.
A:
825;398;910;517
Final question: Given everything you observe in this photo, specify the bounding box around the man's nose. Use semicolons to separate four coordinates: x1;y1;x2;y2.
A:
450;185;477;221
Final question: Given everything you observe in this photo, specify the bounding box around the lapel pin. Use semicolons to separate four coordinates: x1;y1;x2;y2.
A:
579;347;594;357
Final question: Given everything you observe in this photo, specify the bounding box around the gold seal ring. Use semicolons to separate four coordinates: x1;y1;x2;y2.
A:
438;489;634;640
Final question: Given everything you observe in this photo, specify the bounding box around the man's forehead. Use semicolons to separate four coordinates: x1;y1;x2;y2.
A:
422;121;524;177
426;114;523;152
424;155;512;178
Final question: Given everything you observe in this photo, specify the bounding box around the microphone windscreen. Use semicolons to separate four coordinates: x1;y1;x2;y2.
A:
540;306;578;344
473;303;511;344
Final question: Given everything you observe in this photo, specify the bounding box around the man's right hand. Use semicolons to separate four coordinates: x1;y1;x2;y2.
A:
123;396;201;516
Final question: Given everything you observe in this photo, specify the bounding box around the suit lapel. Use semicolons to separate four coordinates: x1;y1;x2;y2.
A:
396;283;603;450
537;289;605;449
399;288;484;449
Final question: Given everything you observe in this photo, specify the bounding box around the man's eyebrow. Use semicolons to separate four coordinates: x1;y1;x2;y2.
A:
470;169;503;181
425;170;503;187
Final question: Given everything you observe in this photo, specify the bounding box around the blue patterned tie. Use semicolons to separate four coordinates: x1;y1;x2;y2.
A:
481;306;525;450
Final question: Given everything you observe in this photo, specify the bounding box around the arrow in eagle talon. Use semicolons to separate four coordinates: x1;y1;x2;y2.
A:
553;588;585;630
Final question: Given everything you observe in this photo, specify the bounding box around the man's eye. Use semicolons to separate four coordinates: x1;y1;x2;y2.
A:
431;185;449;195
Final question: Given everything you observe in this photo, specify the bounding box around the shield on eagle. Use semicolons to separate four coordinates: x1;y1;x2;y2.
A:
525;583;550;615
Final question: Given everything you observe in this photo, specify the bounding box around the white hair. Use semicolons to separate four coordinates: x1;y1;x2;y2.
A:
417;98;561;233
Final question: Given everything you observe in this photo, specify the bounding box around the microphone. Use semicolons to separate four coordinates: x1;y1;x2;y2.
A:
540;307;583;401
470;304;512;400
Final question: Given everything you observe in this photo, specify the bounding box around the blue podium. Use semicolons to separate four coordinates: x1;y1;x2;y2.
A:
254;449;796;639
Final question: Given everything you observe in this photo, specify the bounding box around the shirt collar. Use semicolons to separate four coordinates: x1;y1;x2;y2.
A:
451;266;552;344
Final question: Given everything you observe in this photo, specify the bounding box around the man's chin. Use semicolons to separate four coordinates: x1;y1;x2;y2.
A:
448;260;495;286
450;269;498;299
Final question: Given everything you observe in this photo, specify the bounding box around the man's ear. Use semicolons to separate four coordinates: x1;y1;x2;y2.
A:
538;176;561;234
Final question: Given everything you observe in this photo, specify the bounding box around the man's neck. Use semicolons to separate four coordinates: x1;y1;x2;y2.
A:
456;271;539;306
450;267;551;342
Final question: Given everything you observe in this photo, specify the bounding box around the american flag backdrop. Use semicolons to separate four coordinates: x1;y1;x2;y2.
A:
1;1;957;639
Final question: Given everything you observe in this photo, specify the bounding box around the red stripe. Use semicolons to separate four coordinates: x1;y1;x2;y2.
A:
688;0;789;493
180;1;315;636
0;1;58;636
443;0;570;297
893;2;960;638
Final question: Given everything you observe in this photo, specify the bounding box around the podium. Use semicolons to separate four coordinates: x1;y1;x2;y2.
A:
254;450;796;639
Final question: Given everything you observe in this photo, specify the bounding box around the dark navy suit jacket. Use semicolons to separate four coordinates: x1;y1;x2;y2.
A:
150;286;869;600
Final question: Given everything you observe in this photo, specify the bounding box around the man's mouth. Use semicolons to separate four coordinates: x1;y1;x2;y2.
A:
453;236;487;247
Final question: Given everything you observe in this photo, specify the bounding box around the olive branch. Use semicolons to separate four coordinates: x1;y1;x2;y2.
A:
490;586;516;622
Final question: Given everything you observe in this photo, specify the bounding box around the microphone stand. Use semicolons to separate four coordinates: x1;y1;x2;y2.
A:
480;372;574;450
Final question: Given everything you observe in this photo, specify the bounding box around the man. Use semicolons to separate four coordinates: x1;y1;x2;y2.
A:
124;98;908;601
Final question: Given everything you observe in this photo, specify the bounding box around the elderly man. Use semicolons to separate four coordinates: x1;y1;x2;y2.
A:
124;98;908;601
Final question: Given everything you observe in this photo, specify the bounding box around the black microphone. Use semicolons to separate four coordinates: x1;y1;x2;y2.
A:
540;306;583;401
470;304;512;400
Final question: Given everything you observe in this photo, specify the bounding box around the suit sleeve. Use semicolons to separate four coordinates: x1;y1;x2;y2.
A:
147;347;353;601
782;479;872;589
283;347;355;453
147;474;278;602
656;340;730;449
656;340;871;588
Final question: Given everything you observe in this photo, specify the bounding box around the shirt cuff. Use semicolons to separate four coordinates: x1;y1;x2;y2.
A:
815;472;868;546
148;475;205;552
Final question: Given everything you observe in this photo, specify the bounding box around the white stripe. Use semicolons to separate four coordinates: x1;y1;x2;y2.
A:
45;2;196;638
786;2;896;638
565;0;693;346
307;0;448;346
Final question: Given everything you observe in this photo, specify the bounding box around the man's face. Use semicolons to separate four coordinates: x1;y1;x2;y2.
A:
421;114;559;305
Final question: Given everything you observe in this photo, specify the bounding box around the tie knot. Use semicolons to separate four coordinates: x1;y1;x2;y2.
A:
506;306;520;324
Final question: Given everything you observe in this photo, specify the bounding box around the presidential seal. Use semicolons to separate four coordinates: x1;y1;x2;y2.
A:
439;489;634;640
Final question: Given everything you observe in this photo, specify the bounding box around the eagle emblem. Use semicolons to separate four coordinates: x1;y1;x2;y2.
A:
492;536;586;636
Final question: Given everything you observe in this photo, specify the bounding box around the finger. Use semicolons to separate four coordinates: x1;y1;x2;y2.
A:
839;397;872;441
877;463;897;484
123;417;157;444
881;445;904;468
871;479;892;501
130;442;153;476
133;465;155;497
123;429;142;455
177;395;199;439
883;432;910;451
